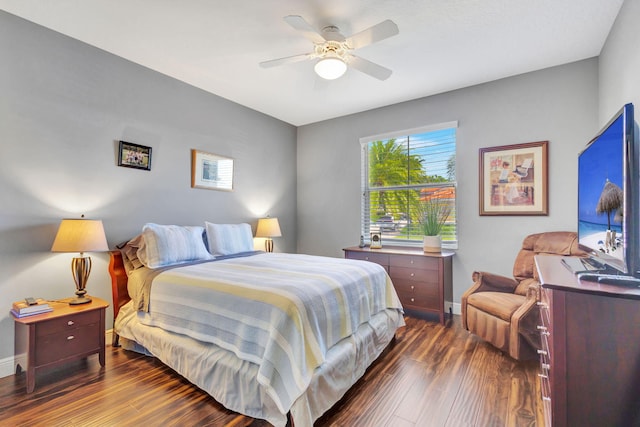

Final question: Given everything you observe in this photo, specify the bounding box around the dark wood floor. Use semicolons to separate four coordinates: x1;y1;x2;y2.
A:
0;315;543;426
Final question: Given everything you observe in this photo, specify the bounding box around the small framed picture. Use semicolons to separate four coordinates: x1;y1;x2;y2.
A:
118;141;152;171
191;149;234;191
370;232;382;249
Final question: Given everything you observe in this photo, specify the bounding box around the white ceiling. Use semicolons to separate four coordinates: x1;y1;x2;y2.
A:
0;0;624;126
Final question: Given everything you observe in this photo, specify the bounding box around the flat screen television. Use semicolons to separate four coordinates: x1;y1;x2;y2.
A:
577;103;639;281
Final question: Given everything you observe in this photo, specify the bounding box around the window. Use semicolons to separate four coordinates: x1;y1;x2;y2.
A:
361;122;457;248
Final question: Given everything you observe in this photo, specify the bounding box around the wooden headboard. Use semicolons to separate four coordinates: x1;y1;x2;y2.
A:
108;250;130;346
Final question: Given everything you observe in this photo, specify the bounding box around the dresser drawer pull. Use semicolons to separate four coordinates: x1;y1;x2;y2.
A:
537;349;547;356
365;256;369;261
410;298;415;302
410;273;415;277
67;335;75;341
67;320;75;326
410;285;415;290
410;260;414;264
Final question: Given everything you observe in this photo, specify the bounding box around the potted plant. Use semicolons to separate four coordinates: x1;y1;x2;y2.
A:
418;198;452;252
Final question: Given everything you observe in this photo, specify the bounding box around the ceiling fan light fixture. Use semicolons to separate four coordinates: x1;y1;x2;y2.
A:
314;57;347;80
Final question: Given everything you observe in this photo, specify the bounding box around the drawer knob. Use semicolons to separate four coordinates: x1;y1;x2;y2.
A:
67;320;75;326
67;335;75;341
537;349;547;356
410;298;415;302
410;260;414;264
410;273;415;277
365;256;369;261
410;285;415;290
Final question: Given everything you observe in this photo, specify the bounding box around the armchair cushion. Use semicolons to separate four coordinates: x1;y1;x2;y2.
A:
467;292;525;322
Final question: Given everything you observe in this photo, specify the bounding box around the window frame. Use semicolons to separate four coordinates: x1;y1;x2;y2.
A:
360;121;458;249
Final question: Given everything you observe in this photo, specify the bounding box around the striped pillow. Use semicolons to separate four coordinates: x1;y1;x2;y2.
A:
205;222;254;256
138;224;213;269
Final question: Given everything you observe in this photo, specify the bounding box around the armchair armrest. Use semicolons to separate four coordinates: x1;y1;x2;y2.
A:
470;271;519;294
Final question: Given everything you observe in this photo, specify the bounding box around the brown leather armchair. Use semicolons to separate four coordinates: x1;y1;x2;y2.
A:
461;231;587;360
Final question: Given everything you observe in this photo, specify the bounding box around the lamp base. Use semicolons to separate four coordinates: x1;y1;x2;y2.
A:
265;238;274;253
69;296;92;305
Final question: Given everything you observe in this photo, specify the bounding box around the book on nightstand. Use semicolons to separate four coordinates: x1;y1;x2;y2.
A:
11;299;52;317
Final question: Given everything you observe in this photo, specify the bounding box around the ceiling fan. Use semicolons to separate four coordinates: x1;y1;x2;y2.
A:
260;15;399;81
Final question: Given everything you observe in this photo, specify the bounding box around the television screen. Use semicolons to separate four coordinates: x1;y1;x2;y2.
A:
577;103;635;276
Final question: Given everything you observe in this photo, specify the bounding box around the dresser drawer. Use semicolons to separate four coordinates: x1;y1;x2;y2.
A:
345;251;389;267
396;289;440;311
390;267;439;286
35;323;101;365
389;255;438;270
36;310;100;337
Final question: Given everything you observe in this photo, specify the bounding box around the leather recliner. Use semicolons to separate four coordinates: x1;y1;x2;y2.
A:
461;231;587;360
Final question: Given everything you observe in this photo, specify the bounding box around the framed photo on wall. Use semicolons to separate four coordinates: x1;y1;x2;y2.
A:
479;141;548;215
118;141;152;171
191;149;234;191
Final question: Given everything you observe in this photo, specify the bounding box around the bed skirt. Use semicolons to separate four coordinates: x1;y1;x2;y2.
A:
115;301;403;427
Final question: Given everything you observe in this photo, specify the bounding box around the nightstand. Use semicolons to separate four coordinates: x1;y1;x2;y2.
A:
13;297;108;393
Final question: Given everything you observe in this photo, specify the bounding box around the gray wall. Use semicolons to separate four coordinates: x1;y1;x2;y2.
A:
0;12;297;364
599;0;640;124
297;59;599;307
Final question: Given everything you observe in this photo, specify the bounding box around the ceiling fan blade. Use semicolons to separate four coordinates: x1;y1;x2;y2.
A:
348;55;393;80
346;20;399;50
259;53;311;68
283;15;326;44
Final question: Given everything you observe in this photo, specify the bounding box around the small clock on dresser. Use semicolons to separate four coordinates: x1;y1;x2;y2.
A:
370;232;382;248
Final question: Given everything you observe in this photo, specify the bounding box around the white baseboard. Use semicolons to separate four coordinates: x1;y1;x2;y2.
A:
0;355;14;379
446;301;462;316
0;329;114;379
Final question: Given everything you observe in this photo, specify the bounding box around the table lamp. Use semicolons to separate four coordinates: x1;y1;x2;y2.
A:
51;217;108;305
255;217;282;252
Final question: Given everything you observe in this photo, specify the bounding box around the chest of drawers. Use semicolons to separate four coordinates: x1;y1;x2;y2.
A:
535;255;640;426
344;246;453;324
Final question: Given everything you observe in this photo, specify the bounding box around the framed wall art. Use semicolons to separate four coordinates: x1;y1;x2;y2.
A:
191;149;234;191
118;141;152;171
479;141;548;216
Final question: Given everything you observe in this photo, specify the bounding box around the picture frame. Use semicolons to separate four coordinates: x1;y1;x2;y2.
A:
191;149;234;191
479;141;548;216
118;141;152;171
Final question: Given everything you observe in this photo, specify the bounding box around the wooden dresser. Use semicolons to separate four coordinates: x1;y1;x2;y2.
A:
535;255;640;426
344;246;453;324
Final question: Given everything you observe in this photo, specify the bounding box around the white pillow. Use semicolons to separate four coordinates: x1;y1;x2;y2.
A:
205;222;254;256
137;223;213;269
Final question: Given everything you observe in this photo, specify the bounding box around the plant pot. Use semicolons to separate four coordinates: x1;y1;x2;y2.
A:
423;235;442;253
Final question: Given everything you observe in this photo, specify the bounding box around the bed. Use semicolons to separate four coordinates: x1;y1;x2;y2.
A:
108;223;405;427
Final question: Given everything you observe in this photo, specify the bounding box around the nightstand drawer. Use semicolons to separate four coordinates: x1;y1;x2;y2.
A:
35;324;100;365
36;310;100;337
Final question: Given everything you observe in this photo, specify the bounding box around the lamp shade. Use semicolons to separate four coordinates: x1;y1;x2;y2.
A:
51;219;109;253
314;57;347;80
255;217;282;238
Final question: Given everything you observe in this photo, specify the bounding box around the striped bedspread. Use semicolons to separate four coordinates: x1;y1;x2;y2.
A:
138;252;403;415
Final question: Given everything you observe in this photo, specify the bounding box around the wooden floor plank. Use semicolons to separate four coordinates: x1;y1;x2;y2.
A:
0;315;544;426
